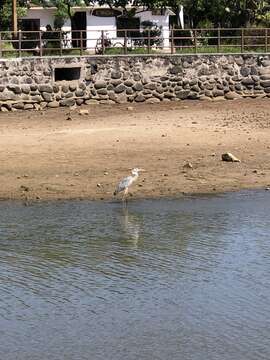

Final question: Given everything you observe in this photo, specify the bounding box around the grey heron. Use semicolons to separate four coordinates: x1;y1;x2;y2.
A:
114;168;145;201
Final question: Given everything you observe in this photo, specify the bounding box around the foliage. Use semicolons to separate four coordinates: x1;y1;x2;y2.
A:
0;0;27;30
134;20;163;47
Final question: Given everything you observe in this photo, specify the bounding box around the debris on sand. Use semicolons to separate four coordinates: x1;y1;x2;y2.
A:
221;152;241;162
79;109;89;116
183;161;193;169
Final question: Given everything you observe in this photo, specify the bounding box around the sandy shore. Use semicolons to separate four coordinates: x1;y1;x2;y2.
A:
0;98;270;202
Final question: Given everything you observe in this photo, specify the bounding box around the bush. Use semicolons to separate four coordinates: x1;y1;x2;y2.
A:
135;21;163;48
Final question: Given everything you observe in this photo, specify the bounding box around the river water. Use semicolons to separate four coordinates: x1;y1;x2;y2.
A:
0;191;270;360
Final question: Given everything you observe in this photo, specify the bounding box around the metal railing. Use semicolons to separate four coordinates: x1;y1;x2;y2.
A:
1;28;270;58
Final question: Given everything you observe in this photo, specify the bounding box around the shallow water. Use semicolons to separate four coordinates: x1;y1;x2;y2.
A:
0;191;270;360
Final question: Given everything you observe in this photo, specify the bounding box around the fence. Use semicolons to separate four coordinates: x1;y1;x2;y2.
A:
1;28;270;58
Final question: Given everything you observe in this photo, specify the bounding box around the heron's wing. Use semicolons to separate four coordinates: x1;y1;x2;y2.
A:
115;175;133;193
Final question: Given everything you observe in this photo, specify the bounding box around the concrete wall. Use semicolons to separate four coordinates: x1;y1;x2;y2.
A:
0;54;269;111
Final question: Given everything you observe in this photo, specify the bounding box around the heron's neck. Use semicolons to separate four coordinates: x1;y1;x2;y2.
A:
132;172;139;180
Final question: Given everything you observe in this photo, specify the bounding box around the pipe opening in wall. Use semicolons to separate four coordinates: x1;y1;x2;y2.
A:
54;67;81;81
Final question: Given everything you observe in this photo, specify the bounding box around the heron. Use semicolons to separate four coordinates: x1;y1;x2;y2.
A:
114;168;145;201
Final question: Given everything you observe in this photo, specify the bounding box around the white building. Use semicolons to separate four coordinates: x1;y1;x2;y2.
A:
20;5;184;53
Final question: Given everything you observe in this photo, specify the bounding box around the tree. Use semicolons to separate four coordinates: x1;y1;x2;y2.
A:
0;0;27;30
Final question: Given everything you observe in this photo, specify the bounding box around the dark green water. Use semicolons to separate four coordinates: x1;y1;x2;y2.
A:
0;191;270;360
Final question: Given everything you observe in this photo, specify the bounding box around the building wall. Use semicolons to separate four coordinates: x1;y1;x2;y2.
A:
1;54;268;111
137;11;170;48
86;14;116;50
21;8;171;50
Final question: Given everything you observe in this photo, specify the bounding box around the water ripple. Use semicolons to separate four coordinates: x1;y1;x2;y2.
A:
0;191;270;359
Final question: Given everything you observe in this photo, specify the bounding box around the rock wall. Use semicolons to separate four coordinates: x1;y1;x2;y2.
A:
0;54;270;111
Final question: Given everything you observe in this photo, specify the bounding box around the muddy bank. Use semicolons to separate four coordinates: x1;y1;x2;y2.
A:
0;99;269;202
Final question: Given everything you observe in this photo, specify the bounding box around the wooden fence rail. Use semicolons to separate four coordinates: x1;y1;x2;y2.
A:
0;28;270;58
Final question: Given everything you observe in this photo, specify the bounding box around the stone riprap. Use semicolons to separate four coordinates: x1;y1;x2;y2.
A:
0;54;270;111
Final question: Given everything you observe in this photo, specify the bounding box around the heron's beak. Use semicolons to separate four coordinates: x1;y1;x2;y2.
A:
138;168;146;172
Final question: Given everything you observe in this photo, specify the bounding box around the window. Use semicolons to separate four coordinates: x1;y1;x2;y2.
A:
19;19;40;49
54;67;81;82
20;18;40;32
116;17;140;38
92;9;122;17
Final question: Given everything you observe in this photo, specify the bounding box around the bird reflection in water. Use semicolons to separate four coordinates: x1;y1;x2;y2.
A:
120;206;141;247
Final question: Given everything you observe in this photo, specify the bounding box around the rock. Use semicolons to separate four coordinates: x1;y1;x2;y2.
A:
79;109;89;115
260;80;270;88
61;85;69;93
114;84;126;93
75;89;84;97
40;102;48;109
60;98;76;107
188;92;200;100
97;88;107;95
115;93;127;104
24;103;34;110
94;80;107;89
53;84;60;93
69;84;77;92
124;80;135;87
221;152;241;162
7;85;21;94
21;85;31;94
34;103;41;111
145;83;156;90
212;89;224;97
79;83;86;90
65;92;73;98
241;78;254;86
135;94;145;102
240;67;250;77
12;102;24;110
100;99;114;104
199;95;212;101
164;92;176;99
145;98;160;104
132;83;143;91
76;98;84;105
47;101;60;108
31;95;43;103
133;73;141;81
0;90;17;101
39;84;53;93
108;91;117;101
111;71;122;79
110;79;122;87
127;106;134;111
85;99;99;105
42;92;52;102
251;75;260;82
213;96;226;102
225;92;242;100
170;66;182;75
176;90;190;100
235;83;242;91
126;87;134;95
1;106;9;112
21;94;30;101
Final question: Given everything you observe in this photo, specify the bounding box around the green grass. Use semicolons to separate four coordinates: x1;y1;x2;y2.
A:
1;42;269;58
176;45;268;54
105;47;157;55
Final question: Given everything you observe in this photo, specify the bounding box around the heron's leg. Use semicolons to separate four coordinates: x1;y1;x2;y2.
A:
122;188;129;202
